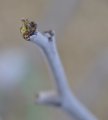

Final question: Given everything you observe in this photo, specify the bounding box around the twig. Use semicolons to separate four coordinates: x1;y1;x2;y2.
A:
27;28;98;120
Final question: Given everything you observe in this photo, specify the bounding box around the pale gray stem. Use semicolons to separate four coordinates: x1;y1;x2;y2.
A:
43;40;71;97
35;91;61;107
29;31;98;120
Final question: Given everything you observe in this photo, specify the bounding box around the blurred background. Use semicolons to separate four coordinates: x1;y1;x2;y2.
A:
0;0;108;119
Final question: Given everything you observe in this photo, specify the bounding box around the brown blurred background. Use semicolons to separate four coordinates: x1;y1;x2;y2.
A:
0;0;108;120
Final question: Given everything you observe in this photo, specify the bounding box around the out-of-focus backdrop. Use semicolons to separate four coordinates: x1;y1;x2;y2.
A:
0;0;108;120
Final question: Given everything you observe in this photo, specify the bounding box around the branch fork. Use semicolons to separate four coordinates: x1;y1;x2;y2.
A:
21;21;98;120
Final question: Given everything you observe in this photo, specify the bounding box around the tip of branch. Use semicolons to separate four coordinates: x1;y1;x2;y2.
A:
28;28;56;49
20;18;37;40
34;91;61;107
